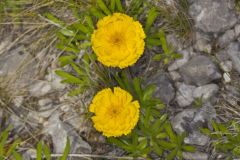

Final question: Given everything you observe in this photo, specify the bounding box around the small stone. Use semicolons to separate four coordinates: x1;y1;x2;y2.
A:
217;30;235;48
235;24;240;37
193;84;219;102
29;81;52;97
44;112;91;154
46;70;66;90
226;42;240;74
38;98;52;107
194;32;212;53
171;109;197;134
179;55;221;86
184;131;209;146
183;152;208;160
176;83;196;107
220;61;232;72
223;73;231;83
169;71;181;81
147;72;175;104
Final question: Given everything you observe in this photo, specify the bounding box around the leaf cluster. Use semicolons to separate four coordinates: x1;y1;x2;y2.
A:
151;30;182;64
0;126;71;160
109;71;195;159
202;121;240;159
0;126;22;160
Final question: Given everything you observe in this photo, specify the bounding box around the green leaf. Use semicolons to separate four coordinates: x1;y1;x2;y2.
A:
133;77;142;99
43;144;51;160
58;55;77;67
165;122;177;143
73;23;90;34
85;15;94;31
145;8;158;33
143;85;156;101
59;29;75;37
60;138;70;160
167;148;178;160
146;38;161;47
158;140;177;150
138;138;148;150
68;87;85;96
44;12;65;27
159;29;169;54
115;0;123;12
90;7;105;19
152;142;163;156
182;145;196;152
0;126;11;155
153;54;165;61
70;63;85;76
6;139;21;157
55;70;83;84
36;141;42;160
56;44;79;54
13;151;23;160
96;0;111;15
110;0;116;12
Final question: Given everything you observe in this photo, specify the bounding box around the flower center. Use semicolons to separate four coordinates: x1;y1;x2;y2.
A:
108;105;121;118
110;32;125;46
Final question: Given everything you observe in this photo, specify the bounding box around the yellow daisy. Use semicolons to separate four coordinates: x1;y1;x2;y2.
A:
89;87;140;137
91;13;146;68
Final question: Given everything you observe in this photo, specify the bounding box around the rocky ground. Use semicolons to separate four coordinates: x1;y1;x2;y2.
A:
1;0;240;159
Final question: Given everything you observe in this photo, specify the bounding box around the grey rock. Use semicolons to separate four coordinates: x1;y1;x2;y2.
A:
168;48;191;71
183;152;208;160
44;112;91;154
148;72;175;104
193;103;216;124
193;84;219;102
179;55;221;86
171;104;216;134
171;109;197;134
0;46;30;77
217;30;235;48
169;71;181;81
226;42;240;74
235;24;240;37
46;70;66;90
166;34;184;51
189;0;237;33
220;60;232;72
38;98;53;108
223;72;231;83
29;81;52;97
194;32;212;53
176;83;196;107
184;131;209;146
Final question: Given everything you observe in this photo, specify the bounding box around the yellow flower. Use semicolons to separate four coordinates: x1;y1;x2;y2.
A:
89;87;140;137
91;13;146;68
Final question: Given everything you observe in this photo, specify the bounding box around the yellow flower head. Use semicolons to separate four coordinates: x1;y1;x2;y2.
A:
89;87;140;137
91;13;146;68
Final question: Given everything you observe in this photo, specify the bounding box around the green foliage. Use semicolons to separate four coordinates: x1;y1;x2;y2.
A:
152;30;182;64
35;138;70;160
108;70;195;159
236;0;240;12
0;126;71;160
202;121;240;159
0;126;22;160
